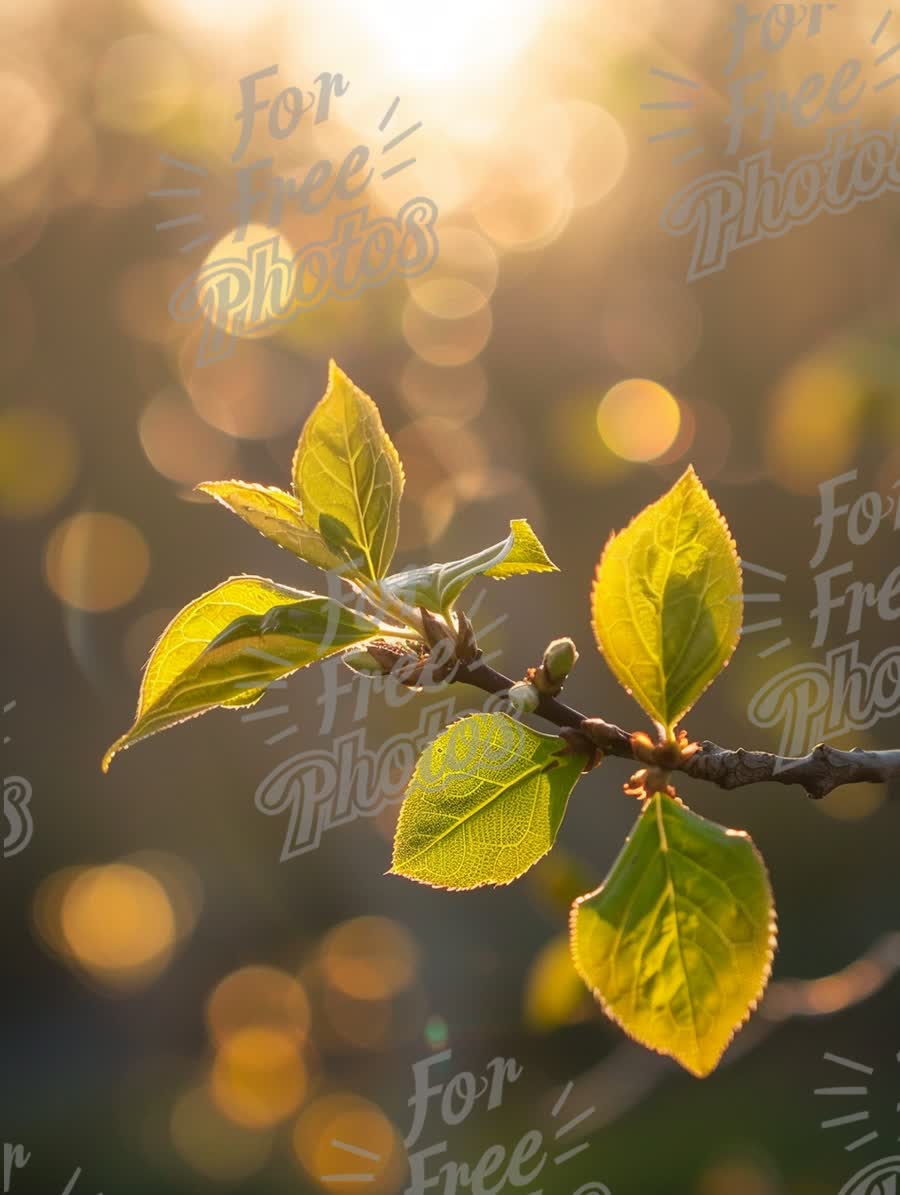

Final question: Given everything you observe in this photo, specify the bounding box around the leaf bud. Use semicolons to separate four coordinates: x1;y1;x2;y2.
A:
508;681;540;716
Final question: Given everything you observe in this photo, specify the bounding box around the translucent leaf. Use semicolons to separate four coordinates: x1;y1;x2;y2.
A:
391;713;585;889
197;481;343;572
292;361;404;580
103;579;380;770
570;793;776;1078
591;465;742;733
382;520;557;614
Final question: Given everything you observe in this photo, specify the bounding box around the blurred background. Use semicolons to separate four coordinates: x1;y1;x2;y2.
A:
2;0;900;1191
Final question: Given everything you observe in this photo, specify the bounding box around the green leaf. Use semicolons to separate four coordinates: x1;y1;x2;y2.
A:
381;520;557;614
391;713;585;889
103;578;381;770
570;793;776;1078
197;481;343;572
292;360;404;580
591;465;742;733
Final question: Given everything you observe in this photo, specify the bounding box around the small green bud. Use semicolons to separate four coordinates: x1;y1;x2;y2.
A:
541;637;578;687
508;681;540;716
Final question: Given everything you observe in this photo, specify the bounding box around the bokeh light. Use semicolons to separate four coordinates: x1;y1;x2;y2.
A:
596;379;681;463
318;917;419;1001
402;301;493;368
139;387;235;485
473;172;573;252
767;353;865;494
292;1093;405;1195
6;1;900;1187
210;1025;307;1128
565;101;629;207
58;865;175;987
32;857;202;991
523;934;587;1031
407;226;498;320
207;966;311;1047
0;69;54;185
180;336;303;439
317;0;549;87
696;1156;781;1195
0;407;78;519
195;224;297;346
170;1085;272;1181
44;512;150;612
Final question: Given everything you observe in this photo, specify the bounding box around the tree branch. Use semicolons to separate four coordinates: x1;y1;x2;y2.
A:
452;659;900;799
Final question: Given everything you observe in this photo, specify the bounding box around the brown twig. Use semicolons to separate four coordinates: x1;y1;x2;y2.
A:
450;659;900;800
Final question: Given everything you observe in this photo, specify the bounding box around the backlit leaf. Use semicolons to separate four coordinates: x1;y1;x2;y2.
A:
292;361;404;580
197;481;343;572
591;466;742;733
382;520;557;614
103;579;380;769
570;793;776;1078
391;713;585;889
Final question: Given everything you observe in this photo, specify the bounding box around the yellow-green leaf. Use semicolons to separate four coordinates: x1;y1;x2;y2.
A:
103;578;380;770
570;793;776;1078
292;360;404;580
382;519;557;614
591;465;742;733
197;481;343;572
391;713;586;889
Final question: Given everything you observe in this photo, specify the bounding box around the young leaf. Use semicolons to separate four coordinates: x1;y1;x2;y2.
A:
591;466;742;734
391;713;586;889
103;579;381;770
292;360;404;580
381;520;557;614
197;481;343;572
570;793;776;1078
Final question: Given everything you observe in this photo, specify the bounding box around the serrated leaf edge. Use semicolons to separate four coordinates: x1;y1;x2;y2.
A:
590;464;744;733
389;711;586;892
568;793;777;1078
292;359;405;579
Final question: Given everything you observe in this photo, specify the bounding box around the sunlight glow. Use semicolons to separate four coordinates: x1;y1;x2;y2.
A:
327;0;549;86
